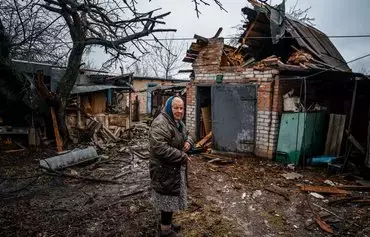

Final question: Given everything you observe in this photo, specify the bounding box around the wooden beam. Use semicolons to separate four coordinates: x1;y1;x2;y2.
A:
297;184;349;195
212;27;223;38
194;34;209;44
50;108;63;152
183;57;196;63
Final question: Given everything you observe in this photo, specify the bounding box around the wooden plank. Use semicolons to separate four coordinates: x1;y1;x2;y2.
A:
336;115;346;155
324;114;346;156
102;125;117;140
113;127;121;137
201;106;212;135
297;184;349;195
324;114;335;155
335;185;370;191
330;115;340;154
50;108;63;152
348;134;365;154
196;132;212;147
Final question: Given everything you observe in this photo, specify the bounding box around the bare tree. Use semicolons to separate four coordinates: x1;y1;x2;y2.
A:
287;0;315;25
149;34;185;79
0;0;69;64
188;0;227;17
128;55;152;77
126;35;186;79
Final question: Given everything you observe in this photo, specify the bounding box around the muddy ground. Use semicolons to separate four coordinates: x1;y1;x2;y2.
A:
1;142;370;237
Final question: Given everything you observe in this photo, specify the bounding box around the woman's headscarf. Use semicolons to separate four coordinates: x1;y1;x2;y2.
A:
163;96;184;132
164;96;176;120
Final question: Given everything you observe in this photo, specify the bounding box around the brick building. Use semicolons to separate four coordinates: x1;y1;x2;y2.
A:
183;3;370;160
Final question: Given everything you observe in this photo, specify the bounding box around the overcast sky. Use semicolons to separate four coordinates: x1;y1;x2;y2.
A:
91;0;370;75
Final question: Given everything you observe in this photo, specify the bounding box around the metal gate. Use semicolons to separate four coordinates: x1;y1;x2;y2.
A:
212;84;257;152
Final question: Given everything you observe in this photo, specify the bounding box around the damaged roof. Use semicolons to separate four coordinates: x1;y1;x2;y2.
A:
183;1;351;73
240;2;350;71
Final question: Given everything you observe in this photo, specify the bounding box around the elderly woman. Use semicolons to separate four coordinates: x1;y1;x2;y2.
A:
149;96;194;237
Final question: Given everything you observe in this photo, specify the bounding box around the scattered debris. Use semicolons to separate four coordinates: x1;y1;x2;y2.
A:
253;56;280;71
201;153;233;164
297;184;350;195
309;192;325;199
264;185;290;201
316;216;333;233
324;180;336;187
287;164;296;171
252;190;262;198
281;172;303;180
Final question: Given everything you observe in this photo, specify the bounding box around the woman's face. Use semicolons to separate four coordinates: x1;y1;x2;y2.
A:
172;98;184;121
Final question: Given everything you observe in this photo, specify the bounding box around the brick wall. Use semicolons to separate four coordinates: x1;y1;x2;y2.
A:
185;82;196;137
186;38;284;159
254;77;283;158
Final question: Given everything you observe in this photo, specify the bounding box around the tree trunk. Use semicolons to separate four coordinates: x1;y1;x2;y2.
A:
56;43;85;147
0;19;10;60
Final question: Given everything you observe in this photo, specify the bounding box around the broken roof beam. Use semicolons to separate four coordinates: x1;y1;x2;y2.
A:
178;69;194;74
186;49;200;55
183;57;196;63
212;27;223;38
194;34;209;44
194;27;223;44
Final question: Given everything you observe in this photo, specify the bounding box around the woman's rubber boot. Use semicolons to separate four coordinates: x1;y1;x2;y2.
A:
159;229;183;237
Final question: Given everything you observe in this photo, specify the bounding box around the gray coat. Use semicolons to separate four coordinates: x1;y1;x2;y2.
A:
149;112;194;196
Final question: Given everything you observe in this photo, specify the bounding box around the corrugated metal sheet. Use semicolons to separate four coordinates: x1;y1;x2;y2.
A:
71;85;130;94
285;16;349;71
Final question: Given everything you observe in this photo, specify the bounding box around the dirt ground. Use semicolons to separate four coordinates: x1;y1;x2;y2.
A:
1;142;370;237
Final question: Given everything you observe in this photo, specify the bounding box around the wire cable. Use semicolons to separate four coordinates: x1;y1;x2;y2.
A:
43;34;370;44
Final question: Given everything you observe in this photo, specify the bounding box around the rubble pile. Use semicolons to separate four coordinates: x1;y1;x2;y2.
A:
253;55;280;70
130;123;149;139
287;50;313;66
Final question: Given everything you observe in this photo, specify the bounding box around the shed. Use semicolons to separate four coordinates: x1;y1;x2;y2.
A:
183;1;370;167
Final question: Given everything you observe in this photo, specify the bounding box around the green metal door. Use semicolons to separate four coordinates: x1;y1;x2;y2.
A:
276;112;326;165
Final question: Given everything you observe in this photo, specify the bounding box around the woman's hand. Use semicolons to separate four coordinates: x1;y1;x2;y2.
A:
183;142;191;152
